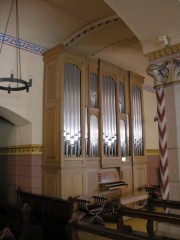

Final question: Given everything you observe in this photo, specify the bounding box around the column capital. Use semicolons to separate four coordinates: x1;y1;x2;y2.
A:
146;59;180;88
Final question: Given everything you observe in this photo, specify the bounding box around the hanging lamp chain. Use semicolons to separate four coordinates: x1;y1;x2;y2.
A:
0;0;32;93
0;0;14;54
15;0;22;80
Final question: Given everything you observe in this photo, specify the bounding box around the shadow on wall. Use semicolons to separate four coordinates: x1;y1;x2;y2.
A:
0;106;33;204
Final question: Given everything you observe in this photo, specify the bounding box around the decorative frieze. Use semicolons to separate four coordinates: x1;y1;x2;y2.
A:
0;33;47;55
146;149;159;156
0;144;42;155
145;43;180;61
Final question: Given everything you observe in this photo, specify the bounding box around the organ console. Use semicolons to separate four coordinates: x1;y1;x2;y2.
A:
98;168;128;200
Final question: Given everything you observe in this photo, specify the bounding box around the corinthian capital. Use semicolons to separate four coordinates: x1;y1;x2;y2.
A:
147;59;180;88
173;59;180;80
146;61;169;87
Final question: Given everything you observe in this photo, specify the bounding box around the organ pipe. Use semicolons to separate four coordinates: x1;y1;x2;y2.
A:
89;72;98;108
90;115;99;157
102;76;117;157
64;63;81;157
63;64;143;158
118;82;125;113
132;86;143;156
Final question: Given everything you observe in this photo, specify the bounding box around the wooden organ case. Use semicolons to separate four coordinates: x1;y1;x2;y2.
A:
42;44;147;200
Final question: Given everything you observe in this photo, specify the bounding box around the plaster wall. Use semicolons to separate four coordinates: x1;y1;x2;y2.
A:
0;44;44;144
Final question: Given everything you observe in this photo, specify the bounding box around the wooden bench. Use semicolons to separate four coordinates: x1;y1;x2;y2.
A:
17;188;74;240
147;197;180;211
0;202;22;238
120;192;148;208
0;227;15;240
67;197;180;240
100;192;148;223
0;201;34;239
117;205;180;238
66;220;161;240
141;185;161;199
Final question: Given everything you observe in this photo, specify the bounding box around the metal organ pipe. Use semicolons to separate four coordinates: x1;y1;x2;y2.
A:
89;73;99;157
90;115;99;157
118;82;125;113
102;76;117;157
64;63;81;157
63;65;143;159
85;106;88;156
89;73;98;108
132;86;143;156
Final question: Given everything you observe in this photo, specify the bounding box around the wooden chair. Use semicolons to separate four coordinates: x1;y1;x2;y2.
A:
76;196;106;225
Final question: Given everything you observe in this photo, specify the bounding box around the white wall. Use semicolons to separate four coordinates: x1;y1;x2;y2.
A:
0;44;44;144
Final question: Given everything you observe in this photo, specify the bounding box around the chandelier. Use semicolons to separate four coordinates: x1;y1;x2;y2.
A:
0;0;32;94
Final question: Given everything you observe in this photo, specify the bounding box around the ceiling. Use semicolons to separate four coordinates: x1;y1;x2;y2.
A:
0;0;180;126
1;0;180;80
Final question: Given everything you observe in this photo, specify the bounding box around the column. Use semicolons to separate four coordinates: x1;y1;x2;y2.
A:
147;59;180;201
147;58;180;239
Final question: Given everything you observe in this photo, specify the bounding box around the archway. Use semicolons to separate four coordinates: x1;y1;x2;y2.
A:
0;106;32;203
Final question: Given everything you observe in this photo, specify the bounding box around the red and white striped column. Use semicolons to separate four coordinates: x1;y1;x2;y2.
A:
156;87;169;200
147;62;170;200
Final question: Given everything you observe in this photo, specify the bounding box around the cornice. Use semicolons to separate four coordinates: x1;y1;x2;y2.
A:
0;144;42;156
145;43;180;62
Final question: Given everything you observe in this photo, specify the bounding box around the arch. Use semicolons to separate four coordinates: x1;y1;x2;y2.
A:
0;106;33;203
0;106;32;147
0;106;30;127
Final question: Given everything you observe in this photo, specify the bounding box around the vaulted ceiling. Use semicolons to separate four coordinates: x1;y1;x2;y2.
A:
1;0;180;80
0;0;179;127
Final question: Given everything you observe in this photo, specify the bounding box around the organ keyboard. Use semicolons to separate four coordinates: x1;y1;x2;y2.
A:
98;168;127;196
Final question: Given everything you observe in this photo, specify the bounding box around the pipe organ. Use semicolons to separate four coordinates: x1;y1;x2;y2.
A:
43;44;146;199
